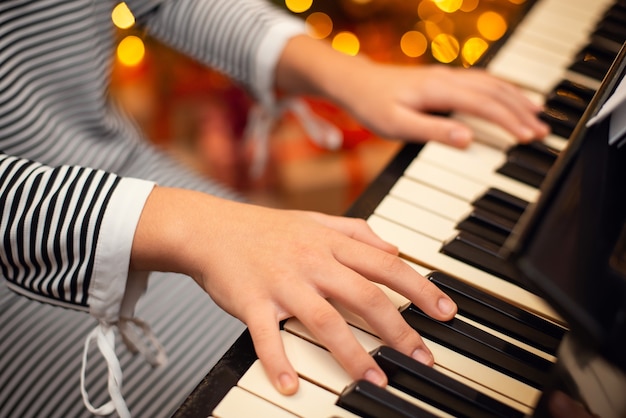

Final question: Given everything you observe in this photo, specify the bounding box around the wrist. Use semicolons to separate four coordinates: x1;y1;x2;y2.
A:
275;34;373;108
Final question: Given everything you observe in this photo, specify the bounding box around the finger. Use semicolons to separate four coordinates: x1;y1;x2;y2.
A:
246;305;299;395
392;107;475;147
286;289;388;387
450;71;551;140
321;263;436;366
334;240;457;321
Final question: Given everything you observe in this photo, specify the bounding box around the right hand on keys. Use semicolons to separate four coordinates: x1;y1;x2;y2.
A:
130;186;458;395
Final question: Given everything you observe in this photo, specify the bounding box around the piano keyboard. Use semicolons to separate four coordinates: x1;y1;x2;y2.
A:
191;0;626;416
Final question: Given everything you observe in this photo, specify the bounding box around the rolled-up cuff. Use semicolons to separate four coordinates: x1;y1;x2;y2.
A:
254;19;306;108
89;177;156;323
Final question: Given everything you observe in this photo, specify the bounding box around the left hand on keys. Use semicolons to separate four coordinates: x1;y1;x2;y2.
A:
130;187;458;395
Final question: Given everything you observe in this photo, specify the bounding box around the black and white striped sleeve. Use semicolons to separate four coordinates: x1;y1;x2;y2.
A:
125;0;305;107
0;152;155;323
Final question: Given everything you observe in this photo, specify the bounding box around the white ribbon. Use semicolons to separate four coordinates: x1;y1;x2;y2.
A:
80;323;130;418
244;98;343;179
80;319;167;418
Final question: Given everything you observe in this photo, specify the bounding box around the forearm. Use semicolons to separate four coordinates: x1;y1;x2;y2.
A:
274;34;375;108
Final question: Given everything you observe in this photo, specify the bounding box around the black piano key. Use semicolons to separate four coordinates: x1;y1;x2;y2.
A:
337;379;437;418
496;142;559;188
505;145;556;175
538;103;582;139
427;271;565;355
496;161;545;188
568;43;617;81
372;346;524;418
471;188;528;222
456;208;514;246
440;231;531;290
545;80;596;113
401;304;552;389
592;18;626;46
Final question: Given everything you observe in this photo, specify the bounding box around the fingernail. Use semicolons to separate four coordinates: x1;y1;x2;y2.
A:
364;368;386;386
449;129;471;147
412;348;433;365
278;373;297;393
437;297;456;316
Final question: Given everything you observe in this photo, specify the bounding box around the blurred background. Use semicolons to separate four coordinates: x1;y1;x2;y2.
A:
109;0;530;214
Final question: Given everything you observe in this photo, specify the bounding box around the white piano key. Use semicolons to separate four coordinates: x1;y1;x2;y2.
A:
418;140;507;173
375;195;458;242
405;158;540;203
389;177;470;221
488;52;567;94
284;320;536;412
488;0;613;93
238;360;361;418
212;386;298;418
366;214;563;325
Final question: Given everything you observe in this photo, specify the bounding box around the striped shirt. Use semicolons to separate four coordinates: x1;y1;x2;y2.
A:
0;0;304;416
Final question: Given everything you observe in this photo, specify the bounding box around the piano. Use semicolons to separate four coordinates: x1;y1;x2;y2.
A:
174;0;626;416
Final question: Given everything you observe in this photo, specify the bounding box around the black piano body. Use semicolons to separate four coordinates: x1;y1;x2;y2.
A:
174;2;626;417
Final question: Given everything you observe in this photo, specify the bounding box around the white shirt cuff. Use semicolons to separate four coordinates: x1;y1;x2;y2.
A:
254;19;306;108
89;177;156;323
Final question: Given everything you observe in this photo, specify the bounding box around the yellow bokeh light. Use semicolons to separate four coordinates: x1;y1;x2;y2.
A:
331;31;360;56
431;33;459;63
433;0;463;13
508;0;527;4
477;11;508;41
416;20;443;40
111;2;135;29
401;31;428;58
417;1;444;23
462;37;489;65
305;12;333;39
285;0;312;14
117;35;145;67
460;0;480;12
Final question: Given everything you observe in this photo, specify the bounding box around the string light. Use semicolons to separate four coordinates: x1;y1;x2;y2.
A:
431;33;459;63
332;32;360;56
111;2;135;29
285;0;313;14
117;35;145;67
401;31;428;58
433;0;463;14
477;11;507;41
305;12;333;39
462;37;489;66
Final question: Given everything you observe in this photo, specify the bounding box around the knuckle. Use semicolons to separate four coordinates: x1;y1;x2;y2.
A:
379;251;404;275
308;305;339;329
388;324;418;347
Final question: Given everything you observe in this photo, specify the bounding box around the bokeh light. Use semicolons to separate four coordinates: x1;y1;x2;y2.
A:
431;33;460;63
332;31;360;56
111;2;135;29
477;11;508;41
462;37;489;65
117;35;145;66
401;30;428;58
460;0;480;12
416;20;444;40
433;0;463;14
418;1;445;23
508;0;527;4
305;12;333;39
285;0;313;14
